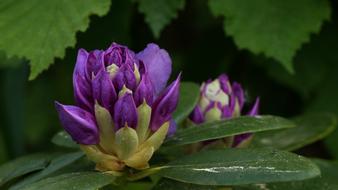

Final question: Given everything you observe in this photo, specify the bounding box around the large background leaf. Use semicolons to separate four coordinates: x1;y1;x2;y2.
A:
10;152;84;190
138;0;185;38
159;148;320;185
165;116;295;146
251;113;337;151
0;0;111;79
234;159;338;190
0;153;52;186
208;0;331;72
21;172;116;190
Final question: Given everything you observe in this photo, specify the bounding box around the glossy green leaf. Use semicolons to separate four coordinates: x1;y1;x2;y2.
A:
138;0;185;38
165;115;295;146
21;172;116;190
10;152;84;190
52;131;78;149
153;178;217;190
173;82;200;124
251;113;337;151
0;0;111;79
208;0;331;72
235;159;338;190
159;148;320;185
0;153;51;186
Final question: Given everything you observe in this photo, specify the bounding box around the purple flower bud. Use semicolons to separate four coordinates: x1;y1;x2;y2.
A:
114;92;138;130
55;102;98;145
92;70;117;113
56;42;180;171
136;43;172;96
150;74;181;131
189;74;260;147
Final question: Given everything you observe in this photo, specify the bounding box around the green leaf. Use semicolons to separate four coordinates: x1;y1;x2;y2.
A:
138;0;185;38
234;159;338;190
251;113;337;151
10;152;84;190
159;148;320;186
208;0;331;72
0;153;51;186
0;0;111;79
153;178;217;190
21;172;116;190
173;82;200;124
165;115;295;146
52;131;78;149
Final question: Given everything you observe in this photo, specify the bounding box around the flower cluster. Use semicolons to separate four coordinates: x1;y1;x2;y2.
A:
55;43;180;171
189;74;260;147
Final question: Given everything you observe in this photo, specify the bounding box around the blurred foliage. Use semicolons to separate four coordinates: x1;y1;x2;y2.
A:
0;0;338;165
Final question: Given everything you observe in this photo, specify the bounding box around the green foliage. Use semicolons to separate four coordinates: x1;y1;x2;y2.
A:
235;159;338;190
173;82;200;124
20;172;116;190
159;148;320;185
10;152;84;190
0;153;52;186
0;0;111;79
208;0;331;72
138;0;185;38
251;113;337;151
165;115;295;146
52;131;79;149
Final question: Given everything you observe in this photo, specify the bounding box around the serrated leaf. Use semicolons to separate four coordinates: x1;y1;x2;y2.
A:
165;115;295;146
173;82;200;124
10;152;84;190
52;131;79;149
0;153;52;186
251;113;337;151
0;0;111;79
159;148;320;186
138;0;185;38
234;159;338;190
20;172;116;190
208;0;331;72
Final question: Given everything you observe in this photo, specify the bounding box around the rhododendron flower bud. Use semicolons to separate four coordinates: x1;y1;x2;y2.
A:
55;43;180;171
189;74;259;147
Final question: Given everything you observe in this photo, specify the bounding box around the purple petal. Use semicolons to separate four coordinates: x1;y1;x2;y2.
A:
87;50;105;76
247;97;260;116
113;92;138;130
189;106;205;124
221;106;233;119
168;119;177;136
150;74;180;131
136;43;172;95
92;70;117;113
112;64;137;91
232;82;245;109
55;102;98;145
134;74;154;106
233;133;253;147
104;43;136;67
218;74;231;94
73;49;93;112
